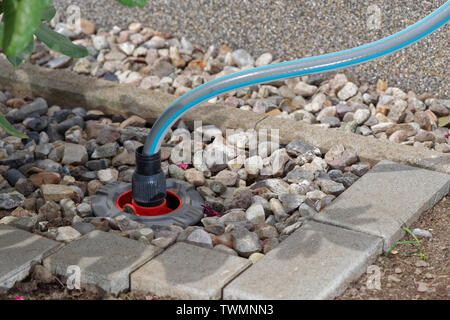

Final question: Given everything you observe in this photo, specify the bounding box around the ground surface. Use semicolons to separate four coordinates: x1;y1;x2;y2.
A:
54;0;449;97
0;1;448;299
339;196;450;300
1;196;447;300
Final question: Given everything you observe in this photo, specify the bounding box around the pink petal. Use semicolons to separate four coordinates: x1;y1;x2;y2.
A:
176;163;189;170
202;205;221;217
14;296;24;300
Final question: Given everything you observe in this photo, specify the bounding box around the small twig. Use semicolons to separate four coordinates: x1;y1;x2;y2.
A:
413;278;418;290
53;276;65;288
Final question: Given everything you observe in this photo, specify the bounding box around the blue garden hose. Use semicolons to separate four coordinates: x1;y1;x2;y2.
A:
143;1;450;155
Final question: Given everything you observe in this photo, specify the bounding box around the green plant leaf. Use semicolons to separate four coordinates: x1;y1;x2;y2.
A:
42;6;56;22
7;38;34;66
0;21;4;48
35;23;88;58
2;0;46;57
0;113;28;139
116;0;146;8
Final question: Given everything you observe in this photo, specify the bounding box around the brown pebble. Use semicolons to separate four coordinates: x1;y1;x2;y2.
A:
29;172;61;187
80;18;96;35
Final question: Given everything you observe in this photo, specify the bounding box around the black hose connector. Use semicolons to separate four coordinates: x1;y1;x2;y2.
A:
132;146;166;207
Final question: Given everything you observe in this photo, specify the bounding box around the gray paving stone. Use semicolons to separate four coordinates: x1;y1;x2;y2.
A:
0;225;61;293
43;230;162;295
314;160;450;251
223;221;382;300
130;242;251;299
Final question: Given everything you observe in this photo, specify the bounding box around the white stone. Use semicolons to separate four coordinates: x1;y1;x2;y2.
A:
56;226;82;242
118;42;136;55
244;155;263;176
304;93;326;113
337;82;358;101
92;35;109;50
232;49;254;67
353;109;371;125
245;203;266;226
255;53;273;67
97;168;119;183
294;82;318;97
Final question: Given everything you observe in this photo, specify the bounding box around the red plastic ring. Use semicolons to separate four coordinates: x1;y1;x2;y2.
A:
116;189;182;217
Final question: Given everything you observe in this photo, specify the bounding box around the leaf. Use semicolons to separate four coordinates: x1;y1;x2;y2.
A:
2;0;46;57
7;38;34;66
34;23;88;58
116;0;146;8
42;6;56;22
0;21;4;48
0;113;28;139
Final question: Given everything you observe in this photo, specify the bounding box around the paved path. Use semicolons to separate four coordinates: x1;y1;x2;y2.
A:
131;242;251;299
43;230;161;294
1;161;448;298
314;160;450;251
223;221;382;300
0;226;61;293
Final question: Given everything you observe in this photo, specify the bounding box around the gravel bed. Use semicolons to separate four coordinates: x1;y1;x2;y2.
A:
52;0;449;97
0;91;371;262
24;18;450;153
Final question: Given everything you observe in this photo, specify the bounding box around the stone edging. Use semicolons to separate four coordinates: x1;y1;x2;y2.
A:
1;58;448;175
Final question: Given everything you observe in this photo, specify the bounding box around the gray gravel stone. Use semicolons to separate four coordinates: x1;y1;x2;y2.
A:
286;139;321;157
168;164;186;180
91;142;119;159
62;143;88;165
245;203;266;226
231;227;262;258
76;202;93;217
186;229;214;248
6;98;48;122
0;192;25;209
201;217;225;235
278;193;306;213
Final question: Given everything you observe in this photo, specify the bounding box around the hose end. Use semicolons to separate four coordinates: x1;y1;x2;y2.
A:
132;146;166;207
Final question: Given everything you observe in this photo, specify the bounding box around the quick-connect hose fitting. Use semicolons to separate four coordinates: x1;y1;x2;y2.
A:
132;146;166;207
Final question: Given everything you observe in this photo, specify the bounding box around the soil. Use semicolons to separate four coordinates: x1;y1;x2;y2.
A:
0;280;167;300
339;196;450;300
